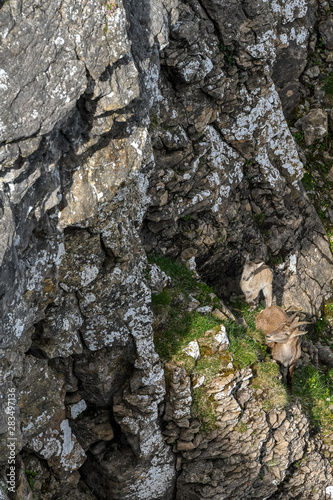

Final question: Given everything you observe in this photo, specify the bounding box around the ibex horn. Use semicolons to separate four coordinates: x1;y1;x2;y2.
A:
296;321;311;326
287;312;299;324
290;317;311;328
295;330;308;336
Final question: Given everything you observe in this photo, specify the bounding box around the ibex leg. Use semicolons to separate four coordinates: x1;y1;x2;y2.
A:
244;291;257;311
263;282;272;308
280;365;288;387
286;364;295;394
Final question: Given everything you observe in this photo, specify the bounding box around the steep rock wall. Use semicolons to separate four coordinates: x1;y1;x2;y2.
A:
0;0;333;499
142;0;333;315
0;0;177;498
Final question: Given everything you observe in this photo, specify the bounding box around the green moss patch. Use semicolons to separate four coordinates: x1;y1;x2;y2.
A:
293;365;333;438
151;289;172;306
192;386;218;432
226;303;267;369
154;310;222;368
324;72;333;96
252;362;289;411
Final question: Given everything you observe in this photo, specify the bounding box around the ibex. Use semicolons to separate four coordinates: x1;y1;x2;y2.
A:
256;306;309;390
240;260;273;310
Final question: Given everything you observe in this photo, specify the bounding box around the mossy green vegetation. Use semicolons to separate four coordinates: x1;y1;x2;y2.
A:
150;256;289;429
324;301;333;324
149;255;232;429
294;130;305;144
252;361;288;411
218;43;235;66
228;302;266;353
311;304;333;345
192;386;218;431
25;469;38;491
253;212;266;225
154;310;222;373
227;318;266;368
324;72;333;96
228;304;289;410
151;289;172;306
293;365;333;437
234;421;249;434
148;254;194;286
314;316;330;334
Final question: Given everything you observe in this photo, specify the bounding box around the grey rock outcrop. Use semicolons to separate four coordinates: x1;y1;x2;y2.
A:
142;0;333;316
161;323;333;500
319;16;333;50
1;0;333;499
0;0;176;497
295;108;328;145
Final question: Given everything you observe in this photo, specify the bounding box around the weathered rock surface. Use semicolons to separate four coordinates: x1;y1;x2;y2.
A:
163;325;333;500
295;108;328;145
0;0;176;497
320;16;333;51
1;0;333;499
142;0;333;316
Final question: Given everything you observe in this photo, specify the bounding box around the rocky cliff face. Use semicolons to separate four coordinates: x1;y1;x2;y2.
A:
1;0;333;499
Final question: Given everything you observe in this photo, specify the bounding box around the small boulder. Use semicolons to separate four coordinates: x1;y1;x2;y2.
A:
196;305;213;314
317;345;333;368
295;109;328;146
212;308;228;321
183;340;200;360
148;263;171;294
304;66;320;79
319;17;333;50
214;325;230;350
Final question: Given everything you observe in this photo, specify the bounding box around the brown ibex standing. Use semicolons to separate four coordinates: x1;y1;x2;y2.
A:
256;306;309;391
240;260;273;310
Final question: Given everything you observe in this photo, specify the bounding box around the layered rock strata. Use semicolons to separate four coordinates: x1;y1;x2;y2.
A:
0;0;333;499
164;343;333;500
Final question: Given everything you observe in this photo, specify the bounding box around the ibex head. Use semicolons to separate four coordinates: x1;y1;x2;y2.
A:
256;306;310;392
265;314;309;344
241;261;263;281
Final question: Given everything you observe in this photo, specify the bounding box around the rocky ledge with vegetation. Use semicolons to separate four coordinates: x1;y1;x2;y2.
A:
149;256;333;500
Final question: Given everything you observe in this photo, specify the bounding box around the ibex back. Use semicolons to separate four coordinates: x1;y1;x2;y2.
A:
256;306;309;391
240;260;273;310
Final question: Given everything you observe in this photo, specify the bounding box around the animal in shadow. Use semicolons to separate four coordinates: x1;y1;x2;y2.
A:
256;305;309;391
240;260;273;310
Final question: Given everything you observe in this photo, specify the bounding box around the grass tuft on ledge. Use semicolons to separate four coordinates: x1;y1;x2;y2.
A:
293;365;333;437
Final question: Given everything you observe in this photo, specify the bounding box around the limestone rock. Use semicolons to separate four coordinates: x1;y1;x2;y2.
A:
295;109;328;146
30;293;84;358
27;419;86;475
148;263;171;293
59;230;105;292
164;364;192;427
74;347;135;406
70;410;114;451
18;357;66;445
317;345;333;368
1;0;333;497
183;340;200;360
319;16;333;50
